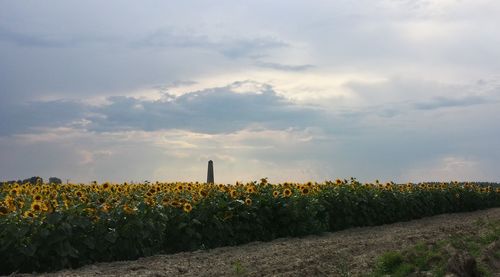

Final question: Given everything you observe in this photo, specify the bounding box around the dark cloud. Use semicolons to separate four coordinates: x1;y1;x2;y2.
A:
0;82;327;136
90;82;325;133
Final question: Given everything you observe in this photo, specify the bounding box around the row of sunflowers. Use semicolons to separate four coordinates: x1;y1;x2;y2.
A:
1;178;499;274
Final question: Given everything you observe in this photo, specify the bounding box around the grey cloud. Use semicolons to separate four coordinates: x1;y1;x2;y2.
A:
0;100;87;136
254;61;314;71
0;27;116;48
0;82;327;136
135;28;288;59
414;96;490;110
0;27;68;48
90;82;325;133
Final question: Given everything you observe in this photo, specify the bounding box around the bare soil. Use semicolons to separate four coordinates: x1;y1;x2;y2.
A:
25;208;500;276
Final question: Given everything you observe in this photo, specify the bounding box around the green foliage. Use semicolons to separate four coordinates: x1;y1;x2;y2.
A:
373;251;405;275
232;260;247;276
372;220;500;276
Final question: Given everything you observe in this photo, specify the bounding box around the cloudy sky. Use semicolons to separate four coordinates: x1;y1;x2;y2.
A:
1;0;499;183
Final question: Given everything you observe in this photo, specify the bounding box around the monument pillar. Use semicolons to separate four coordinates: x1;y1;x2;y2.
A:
207;160;214;184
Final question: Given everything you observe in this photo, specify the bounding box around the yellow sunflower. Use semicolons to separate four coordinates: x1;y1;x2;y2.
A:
0;205;9;215
244;198;252;206
33;194;43;201
102;182;110;190
31;201;42;212
283;188;292;197
183;203;193;213
23;211;35;218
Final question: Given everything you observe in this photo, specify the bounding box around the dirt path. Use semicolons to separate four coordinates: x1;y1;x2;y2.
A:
32;208;500;277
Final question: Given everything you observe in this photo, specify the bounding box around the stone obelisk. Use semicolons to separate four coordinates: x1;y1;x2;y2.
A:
207;160;214;184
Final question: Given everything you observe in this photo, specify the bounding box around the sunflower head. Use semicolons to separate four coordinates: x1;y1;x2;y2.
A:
301;187;310;195
283;188;292;197
31;202;42;212
183;203;193;213
244;198;252;206
199;189;208;198
0;205;9;215
273;191;280;198
23;211;35;218
123;204;135;214
9;188;18;196
101;203;111;212
171;200;181;208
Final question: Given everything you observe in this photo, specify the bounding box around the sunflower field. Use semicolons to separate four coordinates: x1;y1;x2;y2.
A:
1;178;499;274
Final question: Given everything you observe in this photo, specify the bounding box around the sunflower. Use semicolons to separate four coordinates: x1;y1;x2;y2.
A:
301;187;310;195
283;188;292;197
102;182;110;190
144;197;155;206
123;204;135;214
101;203;111;212
199;189;208;198
244;198;252;206
170;200;181;208
273;190;280;198
183;202;193;213
33;194;43;201
31;201;42;212
23;211;35;218
229;189;238;198
0;205;8;215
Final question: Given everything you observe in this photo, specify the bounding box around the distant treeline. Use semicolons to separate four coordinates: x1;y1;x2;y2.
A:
1;176;62;185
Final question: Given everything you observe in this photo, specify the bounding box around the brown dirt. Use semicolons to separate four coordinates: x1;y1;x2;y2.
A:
24;208;500;277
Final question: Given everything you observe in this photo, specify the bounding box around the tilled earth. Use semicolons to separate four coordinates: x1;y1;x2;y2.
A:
26;208;500;277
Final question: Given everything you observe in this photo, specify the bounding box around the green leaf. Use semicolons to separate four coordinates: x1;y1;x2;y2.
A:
83;237;96;250
19;244;37;257
105;231;118;243
46;212;63;225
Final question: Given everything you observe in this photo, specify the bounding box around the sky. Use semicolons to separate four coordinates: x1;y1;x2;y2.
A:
1;0;499;184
